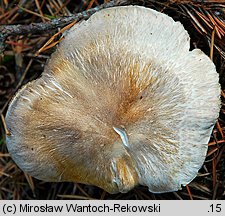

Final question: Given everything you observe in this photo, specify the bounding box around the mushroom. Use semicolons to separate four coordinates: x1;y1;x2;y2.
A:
5;6;221;194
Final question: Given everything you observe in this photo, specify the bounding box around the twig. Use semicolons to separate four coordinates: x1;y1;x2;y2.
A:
0;0;130;53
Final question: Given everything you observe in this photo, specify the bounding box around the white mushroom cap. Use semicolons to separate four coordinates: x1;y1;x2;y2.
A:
6;6;221;193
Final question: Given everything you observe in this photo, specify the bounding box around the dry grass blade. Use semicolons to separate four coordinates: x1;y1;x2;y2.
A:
216;121;225;139
0;171;11;178
35;0;46;22
57;194;96;200
133;189;153;199
18;6;51;21
212;182;220;200
221;90;225;99
75;184;92;198
166;1;225;60
185;185;193;200
0;153;10;157
87;0;97;10
195;10;213;30
189;182;211;195
54;0;71;16
100;190;107;200
0;114;10;135
185;4;225;39
212;159;217;190
206;11;223;38
172;192;183;200
216;144;225;165
5;40;31;48
181;5;207;34
207;146;219;158
208;140;225;146
210;27;215;60
35;20;77;55
171;0;225;3
24;172;35;194
213;42;225;59
16;59;33;88
214;16;225;31
180;193;209;200
39;37;64;52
